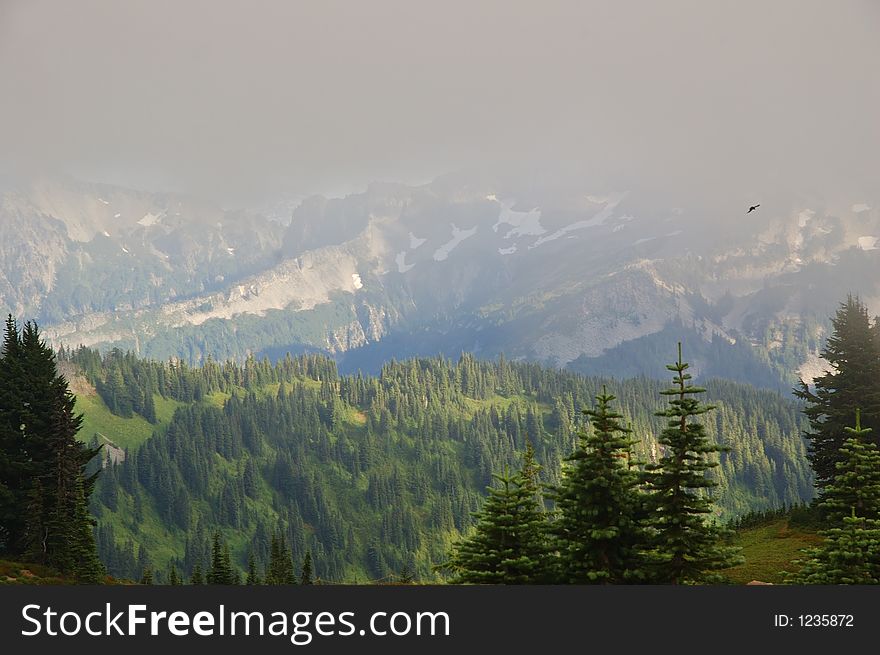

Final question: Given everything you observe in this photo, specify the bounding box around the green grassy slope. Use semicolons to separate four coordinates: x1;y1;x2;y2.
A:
77;392;181;450
722;519;822;584
66;352;813;583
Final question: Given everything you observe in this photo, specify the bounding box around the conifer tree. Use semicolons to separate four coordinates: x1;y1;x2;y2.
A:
0;315;27;554
140;567;154;585
265;530;296;584
447;445;550;584
1;318;103;581
551;387;648;583
207;531;236;584
818;409;880;524
642;343;740;584
791;410;880;584
245;552;261;585
300;550;314;585
795;296;880;492
191;562;204;585
397;563;415;584
169;564;181;586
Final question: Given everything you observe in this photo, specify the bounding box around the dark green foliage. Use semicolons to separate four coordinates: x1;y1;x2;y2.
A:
140;567;154;585
245;552;260;585
265;531;296;585
728;503;814;530
0;315;26;552
65;347;808;581
791;410;880;584
206;531;237;584
795;296;880;492
551;387;649;583
642;343;741;584
817;410;880;525
300;551;314;585
447;445;550;584
397;562;415;584
0;317;103;582
796;513;880;584
191;562;204;585
168;563;181;585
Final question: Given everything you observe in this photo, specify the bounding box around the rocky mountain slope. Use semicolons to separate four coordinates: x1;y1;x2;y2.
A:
2;175;878;385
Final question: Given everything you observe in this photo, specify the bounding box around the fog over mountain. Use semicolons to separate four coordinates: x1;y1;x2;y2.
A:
1;0;878;207
1;1;879;386
0;172;876;392
4;1;880;589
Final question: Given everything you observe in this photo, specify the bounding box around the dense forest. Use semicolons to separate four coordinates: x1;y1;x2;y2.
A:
49;342;812;583
445;297;880;585
7;297;880;584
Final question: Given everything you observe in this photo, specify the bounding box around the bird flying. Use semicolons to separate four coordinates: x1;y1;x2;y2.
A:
747;204;760;214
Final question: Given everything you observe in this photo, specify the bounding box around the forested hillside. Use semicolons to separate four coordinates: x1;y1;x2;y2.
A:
60;347;812;583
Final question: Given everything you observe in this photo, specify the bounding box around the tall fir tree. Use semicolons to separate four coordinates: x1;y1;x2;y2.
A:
819;409;880;524
300;551;314;585
397;562;415;584
795;296;880;492
0;315;27;554
265;530;296;584
447;445;550;584
791;410;880;584
191;562;205;585
642;343;740;584
550;387;649;583
1;317;103;581
207;531;236;584
245;552;261;585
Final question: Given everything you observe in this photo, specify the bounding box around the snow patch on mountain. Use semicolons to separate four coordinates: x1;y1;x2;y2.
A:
138;212;161;227
492;201;545;239
498;246;517;255
409;232;427;249
433;224;478;261
153;244;368;327
852;203;871;213
857;236;878;251
531;192;626;247
395;251;415;273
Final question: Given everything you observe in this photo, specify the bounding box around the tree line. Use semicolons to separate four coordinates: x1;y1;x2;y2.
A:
788;296;880;583
446;295;880;584
71;345;809;583
0;317;102;582
2;314;817;583
446;344;742;584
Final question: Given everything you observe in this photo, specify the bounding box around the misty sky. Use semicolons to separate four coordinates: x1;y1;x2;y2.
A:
1;0;878;207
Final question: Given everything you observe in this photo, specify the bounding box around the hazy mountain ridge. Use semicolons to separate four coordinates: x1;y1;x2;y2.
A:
1;175;877;384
